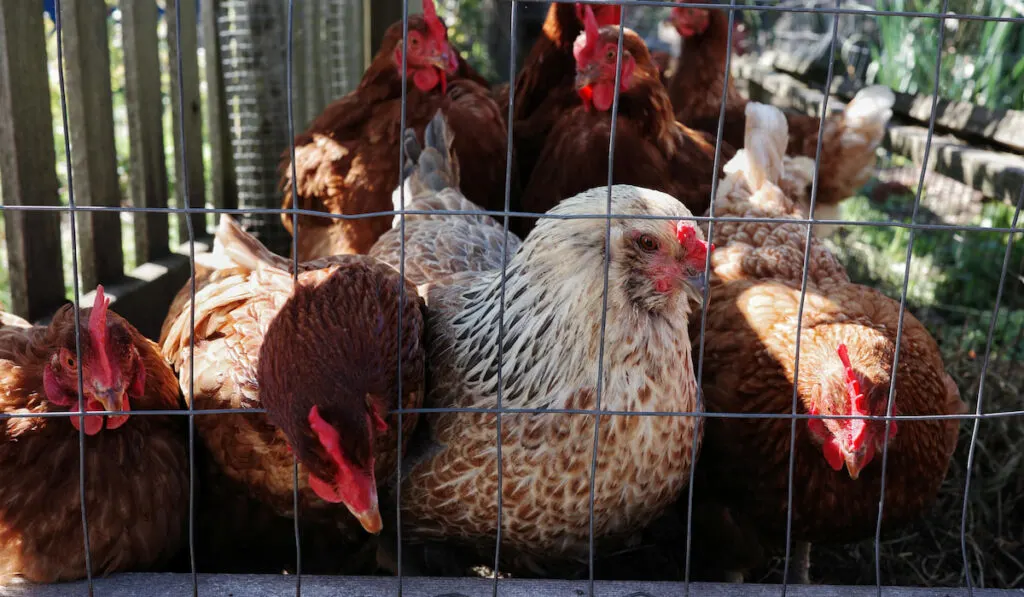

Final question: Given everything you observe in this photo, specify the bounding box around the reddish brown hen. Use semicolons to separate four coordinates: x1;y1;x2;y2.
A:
0;289;187;583
687;104;965;583
372;111;711;576
666;0;895;210
498;2;622;220
280;0;511;260
520;11;733;235
159;216;425;572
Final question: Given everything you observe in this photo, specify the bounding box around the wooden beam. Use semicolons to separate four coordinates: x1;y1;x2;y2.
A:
201;0;237;212
167;0;208;242
0;2;67;319
6;574;1024;597
121;0;170;264
60;0;124;290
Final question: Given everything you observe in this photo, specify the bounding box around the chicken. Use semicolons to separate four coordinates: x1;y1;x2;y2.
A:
371;110;711;576
498;1;623;220
0;289;187;583
666;0;895;211
279;0;511;260
520;11;734;235
158;216;425;571
688;103;965;583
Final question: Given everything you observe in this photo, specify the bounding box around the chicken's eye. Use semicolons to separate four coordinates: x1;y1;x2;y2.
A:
605;48;618;63
636;234;659;253
58;349;76;369
409;35;420;47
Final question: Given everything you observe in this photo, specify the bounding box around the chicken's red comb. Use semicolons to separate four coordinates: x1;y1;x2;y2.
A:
573;4;601;63
576;3;623;27
422;0;447;42
837;343;868;415
676;221;714;262
88;285;116;388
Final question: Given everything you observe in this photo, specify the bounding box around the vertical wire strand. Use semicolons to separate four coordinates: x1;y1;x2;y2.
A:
52;2;94;593
396;1;411;594
491;0;521;592
285;1;303;594
779;0;843;592
170;0;201;593
681;0;738;592
959;184;1024;595
871;3;950;594
586;4;629;594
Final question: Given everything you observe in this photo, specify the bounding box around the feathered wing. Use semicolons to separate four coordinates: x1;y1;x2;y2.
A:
370;110;521;291
785;85;896;206
708;103;849;287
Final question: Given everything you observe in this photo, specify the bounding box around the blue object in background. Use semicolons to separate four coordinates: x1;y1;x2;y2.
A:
43;0;171;23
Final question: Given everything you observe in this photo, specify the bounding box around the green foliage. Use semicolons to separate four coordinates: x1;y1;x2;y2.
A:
869;0;1024;110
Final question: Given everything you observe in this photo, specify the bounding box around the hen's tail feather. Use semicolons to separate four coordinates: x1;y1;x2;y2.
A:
843;85;896;140
730;102;789;190
814;84;895;204
214;214;292;273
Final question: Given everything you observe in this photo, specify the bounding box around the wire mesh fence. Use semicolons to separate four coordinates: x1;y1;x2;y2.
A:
0;0;1022;595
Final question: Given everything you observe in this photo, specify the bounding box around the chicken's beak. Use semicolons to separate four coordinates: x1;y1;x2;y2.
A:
89;385;131;430
426;51;449;72
347;483;383;534
842;446;868;480
686;271;708;295
575;64;601;91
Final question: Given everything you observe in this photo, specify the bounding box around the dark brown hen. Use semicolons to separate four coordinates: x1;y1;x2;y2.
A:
521;13;733;235
280;0;512;260
159;216;425;573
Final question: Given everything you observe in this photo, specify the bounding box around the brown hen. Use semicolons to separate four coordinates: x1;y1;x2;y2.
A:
498;2;623;223
159;216;425;572
520;14;734;235
279;0;512;260
0;290;187;583
666;0;895;210
372;110;711;576
687;103;965;583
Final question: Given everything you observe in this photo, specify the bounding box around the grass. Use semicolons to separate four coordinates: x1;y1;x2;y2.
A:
869;0;1024;111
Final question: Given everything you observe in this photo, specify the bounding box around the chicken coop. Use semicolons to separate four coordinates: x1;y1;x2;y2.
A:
0;0;1022;595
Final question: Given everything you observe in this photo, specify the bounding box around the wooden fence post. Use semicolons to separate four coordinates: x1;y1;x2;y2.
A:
202;0;237;213
121;0;170;264
60;0;124;290
0;2;67;319
167;0;208;242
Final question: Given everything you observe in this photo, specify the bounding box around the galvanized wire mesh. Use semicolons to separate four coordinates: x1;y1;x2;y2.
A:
1;0;1023;595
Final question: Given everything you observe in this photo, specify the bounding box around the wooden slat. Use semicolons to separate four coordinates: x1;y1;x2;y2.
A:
167;0;208;241
201;0;237;211
121;0;170;264
0;2;67;319
60;0;124;290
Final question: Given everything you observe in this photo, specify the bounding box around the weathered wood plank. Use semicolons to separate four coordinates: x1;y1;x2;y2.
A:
886;125;1024;206
0;2;67;319
763;51;1024;154
736;56;1024;205
60;0;124;289
121;0;170;264
889;92;1024;155
5;574;1024;597
201;0;237;211
167;0;208;241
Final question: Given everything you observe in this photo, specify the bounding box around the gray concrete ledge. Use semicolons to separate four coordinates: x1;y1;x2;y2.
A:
2;576;1022;597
